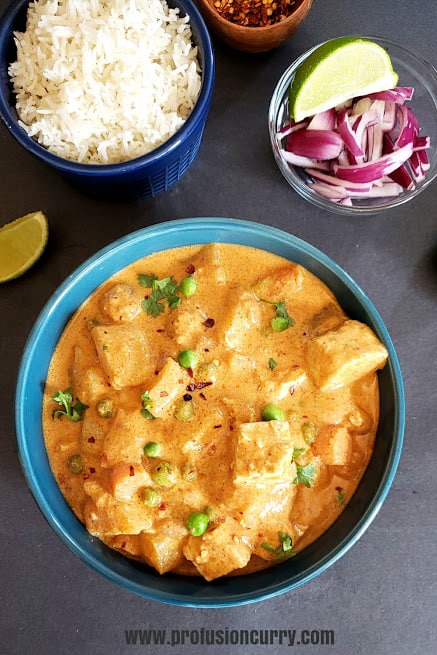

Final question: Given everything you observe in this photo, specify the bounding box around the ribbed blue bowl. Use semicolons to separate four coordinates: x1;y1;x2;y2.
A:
15;217;405;607
0;0;215;199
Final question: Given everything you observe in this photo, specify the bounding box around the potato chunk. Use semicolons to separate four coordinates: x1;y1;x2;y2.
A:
139;521;188;574
101;283;141;323
190;243;227;285
109;463;152;501
147;357;189;417
183;517;252;581
305;320;388;391
91;324;152;390
312;425;351;465
232;420;296;485
102;408;150;467
252;264;304;301
83;480;153;536
221;290;262;352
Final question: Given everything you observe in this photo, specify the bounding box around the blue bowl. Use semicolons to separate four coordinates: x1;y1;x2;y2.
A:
15;217;405;607
0;0;215;199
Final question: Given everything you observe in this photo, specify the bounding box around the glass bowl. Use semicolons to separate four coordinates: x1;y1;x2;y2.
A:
268;36;437;215
15;217;404;607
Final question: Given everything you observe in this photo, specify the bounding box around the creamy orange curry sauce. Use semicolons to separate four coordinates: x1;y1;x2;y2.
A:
43;243;388;581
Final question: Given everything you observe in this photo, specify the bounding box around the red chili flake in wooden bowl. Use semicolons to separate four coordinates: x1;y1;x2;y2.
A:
214;0;296;27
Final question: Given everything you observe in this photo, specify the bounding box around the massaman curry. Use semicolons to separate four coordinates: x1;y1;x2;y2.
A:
43;243;388;581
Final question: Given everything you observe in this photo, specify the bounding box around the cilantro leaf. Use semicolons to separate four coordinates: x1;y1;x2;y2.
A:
293;463;317;488
268;357;277;370
137;273;158;288
261;531;294;560
52;388;88;422
273;301;295;329
138;274;181;317
336;488;346;506
291;447;306;461
257;297;295;332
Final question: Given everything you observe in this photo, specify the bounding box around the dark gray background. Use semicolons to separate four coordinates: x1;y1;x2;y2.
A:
1;0;436;653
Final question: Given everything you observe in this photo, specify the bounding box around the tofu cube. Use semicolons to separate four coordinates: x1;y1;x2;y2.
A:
183;518;252;580
233;420;296;485
312;425;351;465
305;320;388;391
91;324;152;390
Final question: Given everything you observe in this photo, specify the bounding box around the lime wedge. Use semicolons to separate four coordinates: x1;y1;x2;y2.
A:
0;211;48;282
289;37;399;122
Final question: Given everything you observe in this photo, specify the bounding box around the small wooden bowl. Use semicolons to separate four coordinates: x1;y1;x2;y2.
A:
195;0;313;53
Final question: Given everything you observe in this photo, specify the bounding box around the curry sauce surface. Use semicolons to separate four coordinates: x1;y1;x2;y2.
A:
43;244;387;580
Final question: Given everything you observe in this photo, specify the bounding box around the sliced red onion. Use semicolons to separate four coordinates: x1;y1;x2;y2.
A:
392;104;419;149
347;182;403;198
279;149;331;170
307;108;336;131
334;142;414;183
413;135;431;151
277;84;431;205
337;110;364;163
367;87;414;103
381;101;397;132
277;120;308;138
286;129;344;160
305;168;372;191
307;181;349;200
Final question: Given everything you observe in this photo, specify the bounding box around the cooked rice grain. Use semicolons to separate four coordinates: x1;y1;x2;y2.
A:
9;0;202;163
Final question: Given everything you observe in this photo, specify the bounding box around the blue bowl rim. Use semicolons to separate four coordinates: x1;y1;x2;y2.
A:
0;0;215;176
15;217;405;607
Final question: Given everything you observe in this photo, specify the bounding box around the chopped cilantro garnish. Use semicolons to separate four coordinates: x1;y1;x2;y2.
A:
291;447;306;461
52;388;88;422
293;463;317;488
138;274;182;317
268;357;277;370
258;297;295;332
261;531;294;560
271;302;295;331
140;391;155;419
336;488;346;506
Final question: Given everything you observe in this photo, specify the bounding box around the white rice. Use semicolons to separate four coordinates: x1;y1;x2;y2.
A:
9;0;202;164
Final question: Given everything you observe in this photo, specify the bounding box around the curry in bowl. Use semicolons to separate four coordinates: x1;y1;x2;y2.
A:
43;243;387;581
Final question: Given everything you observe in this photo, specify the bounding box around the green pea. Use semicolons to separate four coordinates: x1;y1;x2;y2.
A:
186;512;209;537
67;453;83;474
301;421;318;445
179;275;198;297
177;349;200;370
271;316;290;332
143;441;161;458
174;398;195;421
96;398;114;418
151;461;177;488
141;488;161;507
262;403;285;421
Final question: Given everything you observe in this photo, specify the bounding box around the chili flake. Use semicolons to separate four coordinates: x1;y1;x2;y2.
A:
214;0;296;27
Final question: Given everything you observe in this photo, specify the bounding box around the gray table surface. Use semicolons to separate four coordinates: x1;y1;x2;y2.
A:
1;0;436;653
